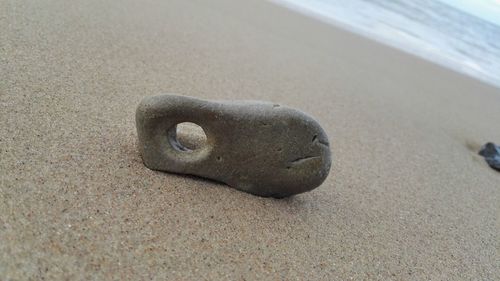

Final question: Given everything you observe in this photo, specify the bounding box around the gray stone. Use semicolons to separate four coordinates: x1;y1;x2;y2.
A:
136;94;332;198
479;142;500;172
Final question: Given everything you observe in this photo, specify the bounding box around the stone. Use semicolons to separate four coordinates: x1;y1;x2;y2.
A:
478;142;500;172
136;94;332;198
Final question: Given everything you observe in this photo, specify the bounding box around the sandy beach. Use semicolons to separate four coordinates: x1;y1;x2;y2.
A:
1;0;499;279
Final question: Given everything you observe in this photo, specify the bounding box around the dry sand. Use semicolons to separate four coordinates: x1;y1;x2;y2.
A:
1;0;499;279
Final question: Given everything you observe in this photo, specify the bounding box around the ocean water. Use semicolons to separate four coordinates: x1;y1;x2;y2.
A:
272;0;500;88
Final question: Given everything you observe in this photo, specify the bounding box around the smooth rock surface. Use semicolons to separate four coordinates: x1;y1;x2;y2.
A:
136;94;332;198
479;142;500;171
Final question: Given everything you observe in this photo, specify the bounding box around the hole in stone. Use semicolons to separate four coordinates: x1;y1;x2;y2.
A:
168;122;207;152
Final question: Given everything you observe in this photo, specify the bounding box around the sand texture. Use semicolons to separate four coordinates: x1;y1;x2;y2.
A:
1;0;499;280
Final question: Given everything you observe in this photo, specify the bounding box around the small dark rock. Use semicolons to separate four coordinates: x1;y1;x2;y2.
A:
478;142;500;171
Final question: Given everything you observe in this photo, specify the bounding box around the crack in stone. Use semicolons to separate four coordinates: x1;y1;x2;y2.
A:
289;156;321;167
312;134;329;147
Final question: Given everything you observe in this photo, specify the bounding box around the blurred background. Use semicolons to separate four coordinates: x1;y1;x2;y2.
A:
273;0;500;87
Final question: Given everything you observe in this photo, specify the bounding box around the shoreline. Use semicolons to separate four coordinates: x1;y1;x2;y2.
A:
271;0;500;89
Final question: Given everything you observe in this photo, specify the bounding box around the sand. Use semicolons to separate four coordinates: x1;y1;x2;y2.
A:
1;0;499;279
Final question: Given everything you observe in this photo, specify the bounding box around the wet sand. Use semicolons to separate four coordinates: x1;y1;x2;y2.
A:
1;0;499;279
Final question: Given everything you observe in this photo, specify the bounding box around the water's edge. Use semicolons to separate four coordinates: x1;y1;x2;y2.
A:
271;0;500;89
